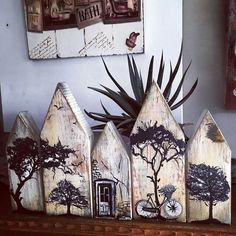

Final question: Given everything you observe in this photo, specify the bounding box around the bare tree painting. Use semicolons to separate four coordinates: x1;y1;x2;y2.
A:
7;137;78;212
130;122;185;219
48;179;88;215
187;163;230;224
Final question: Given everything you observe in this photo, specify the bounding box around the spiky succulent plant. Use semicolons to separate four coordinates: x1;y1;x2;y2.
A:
85;46;198;136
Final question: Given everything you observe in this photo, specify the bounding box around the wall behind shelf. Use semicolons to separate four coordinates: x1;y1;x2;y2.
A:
183;0;236;158
0;0;183;133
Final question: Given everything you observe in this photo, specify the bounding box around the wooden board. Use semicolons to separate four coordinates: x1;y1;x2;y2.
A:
41;82;94;216
6;111;44;212
130;81;186;222
225;0;236;109
186;110;231;224
91;122;132;219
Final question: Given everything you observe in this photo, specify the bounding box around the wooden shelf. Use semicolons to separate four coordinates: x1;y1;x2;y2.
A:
0;183;235;236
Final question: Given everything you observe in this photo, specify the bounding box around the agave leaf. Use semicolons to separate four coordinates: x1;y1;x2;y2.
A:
145;56;154;94
127;56;143;104
100;85;138;117
157;52;164;89
102;57;127;95
164;63;173;101
117;118;135;128
88;86;136;118
101;101;110;115
132;56;145;99
163;44;183;99
118;91;142;113
84;109;111;123
171;78;198;110
91;124;106;131
168;61;192;107
86;111;127;121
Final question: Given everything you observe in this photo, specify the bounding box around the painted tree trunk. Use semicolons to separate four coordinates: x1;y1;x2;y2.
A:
41;83;93;217
6;111;44;212
186;110;231;225
91;122;132;219
130;81;186;222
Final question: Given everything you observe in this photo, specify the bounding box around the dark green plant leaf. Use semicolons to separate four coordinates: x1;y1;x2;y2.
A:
145;56;154;93
163;44;183;99
127;56;143;104
171;78;198;110
88;86;136;118
101;57;127;95
101;101;110;115
157;52;164;89
168;61;192;107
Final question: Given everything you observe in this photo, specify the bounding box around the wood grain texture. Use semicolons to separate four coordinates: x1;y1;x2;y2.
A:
91;122;132;219
186;110;231;224
130;81;186;221
41;82;94;216
225;0;236;109
6;111;44;212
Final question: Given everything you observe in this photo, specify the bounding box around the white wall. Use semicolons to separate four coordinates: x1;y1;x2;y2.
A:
0;0;183;132
183;0;236;157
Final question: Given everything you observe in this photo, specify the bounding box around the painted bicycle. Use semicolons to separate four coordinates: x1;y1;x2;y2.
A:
135;184;182;219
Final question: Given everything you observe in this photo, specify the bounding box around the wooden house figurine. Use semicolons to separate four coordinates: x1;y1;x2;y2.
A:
6;111;44;213
41;82;94;217
186;110;231;224
91;122;132;219
130;81;186;222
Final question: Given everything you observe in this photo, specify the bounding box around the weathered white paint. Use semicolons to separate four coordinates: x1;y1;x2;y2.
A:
7;111;44;212
41;82;94;216
130;81;186;222
92;122;132;219
24;1;144;59
186;110;231;224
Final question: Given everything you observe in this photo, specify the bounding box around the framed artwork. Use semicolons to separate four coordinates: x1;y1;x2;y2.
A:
23;0;144;59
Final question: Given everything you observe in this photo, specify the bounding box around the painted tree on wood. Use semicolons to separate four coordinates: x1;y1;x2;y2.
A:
48;179;88;215
7;137;77;212
130;122;185;217
187;163;230;223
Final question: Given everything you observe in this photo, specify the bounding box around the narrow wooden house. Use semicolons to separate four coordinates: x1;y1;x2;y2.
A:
41;82;94;216
92;122;132;219
130;81;186;221
6;111;44;212
186;110;231;224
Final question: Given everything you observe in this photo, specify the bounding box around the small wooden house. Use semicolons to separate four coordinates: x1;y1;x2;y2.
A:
6;111;43;212
92;122;132;219
186;110;231;224
130;81;186;221
41;82;94;216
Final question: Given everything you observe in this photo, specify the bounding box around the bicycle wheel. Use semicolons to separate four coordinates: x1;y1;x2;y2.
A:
164;199;182;219
135;200;159;218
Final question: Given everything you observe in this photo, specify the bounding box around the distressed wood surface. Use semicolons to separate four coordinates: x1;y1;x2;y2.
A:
130;81;186;222
186;110;231;224
92;122;132;219
24;0;144;59
6;111;43;212
225;0;236;109
41;83;93;216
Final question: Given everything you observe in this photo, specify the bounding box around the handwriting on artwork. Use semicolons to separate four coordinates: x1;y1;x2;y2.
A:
79;32;114;56
29;36;57;59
